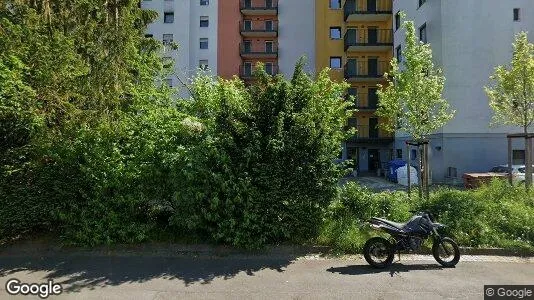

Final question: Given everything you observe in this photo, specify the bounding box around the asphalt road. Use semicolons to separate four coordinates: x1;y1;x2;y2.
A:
0;251;532;300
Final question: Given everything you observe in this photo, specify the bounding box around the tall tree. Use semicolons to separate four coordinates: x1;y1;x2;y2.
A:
485;32;534;189
376;13;455;197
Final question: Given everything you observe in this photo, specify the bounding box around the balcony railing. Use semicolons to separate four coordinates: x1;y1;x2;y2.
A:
344;28;393;50
240;0;278;15
344;60;388;80
344;0;393;21
347;125;393;141
346;92;379;110
240;64;279;79
240;21;278;37
240;42;278;58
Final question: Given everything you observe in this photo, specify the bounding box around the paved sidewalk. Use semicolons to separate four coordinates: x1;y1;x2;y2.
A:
0;249;532;299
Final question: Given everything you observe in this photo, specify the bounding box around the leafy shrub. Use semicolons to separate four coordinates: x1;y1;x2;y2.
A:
318;182;412;253
320;180;534;253
170;63;351;248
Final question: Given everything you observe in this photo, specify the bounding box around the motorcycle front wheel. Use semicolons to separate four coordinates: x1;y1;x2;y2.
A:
363;237;394;268
432;237;460;267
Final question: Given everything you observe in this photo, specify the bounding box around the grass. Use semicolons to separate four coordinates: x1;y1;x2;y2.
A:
317;180;534;254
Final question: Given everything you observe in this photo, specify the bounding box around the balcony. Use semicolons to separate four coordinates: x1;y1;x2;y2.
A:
344;28;393;52
240;21;278;38
346;91;379;111
240;42;278;59
347;125;394;143
240;64;279;79
240;0;278;16
344;0;392;22
344;60;388;82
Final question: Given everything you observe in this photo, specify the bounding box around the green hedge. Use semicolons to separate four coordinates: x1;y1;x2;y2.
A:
318;180;534;253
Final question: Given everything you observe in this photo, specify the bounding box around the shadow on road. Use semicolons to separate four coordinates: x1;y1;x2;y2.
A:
327;263;444;277
0;254;296;292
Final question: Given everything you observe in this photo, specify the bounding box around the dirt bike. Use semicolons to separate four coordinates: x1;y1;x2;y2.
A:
363;211;460;268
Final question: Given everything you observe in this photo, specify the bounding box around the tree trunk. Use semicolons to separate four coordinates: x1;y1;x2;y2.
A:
407;143;411;197
418;145;422;199
423;143;430;199
525;127;532;190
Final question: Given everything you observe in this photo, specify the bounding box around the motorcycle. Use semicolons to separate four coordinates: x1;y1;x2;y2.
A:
363;211;460;268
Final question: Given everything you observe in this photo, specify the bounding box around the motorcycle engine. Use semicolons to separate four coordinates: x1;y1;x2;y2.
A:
409;237;424;251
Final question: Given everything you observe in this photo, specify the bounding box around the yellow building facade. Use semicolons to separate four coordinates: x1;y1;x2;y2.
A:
316;0;394;173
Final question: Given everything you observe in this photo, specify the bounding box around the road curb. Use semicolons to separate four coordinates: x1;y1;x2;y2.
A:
0;239;532;258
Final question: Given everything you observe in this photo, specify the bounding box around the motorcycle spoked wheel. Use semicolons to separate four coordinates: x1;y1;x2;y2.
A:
363;237;394;268
432;237;460;268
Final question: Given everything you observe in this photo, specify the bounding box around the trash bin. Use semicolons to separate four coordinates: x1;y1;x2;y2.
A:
387;159;407;182
397;165;419;186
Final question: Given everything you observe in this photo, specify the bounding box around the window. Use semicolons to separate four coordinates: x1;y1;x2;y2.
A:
265;62;274;75
419;23;427;43
199;60;208;70
200;38;208;49
447;167;458;178
164;12;174;23
200;0;209;5
513;8;520;21
164;78;172;87
396;45;402;62
243;40;252;52
418;0;426;8
395;12;401;31
330;27;341;39
244;62;252;76
330;57;342;69
163;34;173;44
243;20;252;30
265;41;274;53
329;0;341;9
265;20;273;31
200;16;209;27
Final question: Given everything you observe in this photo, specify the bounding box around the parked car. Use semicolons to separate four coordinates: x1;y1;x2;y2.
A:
489;165;531;184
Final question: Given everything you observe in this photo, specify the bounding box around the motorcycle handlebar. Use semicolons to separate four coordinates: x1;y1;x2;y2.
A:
409;210;436;221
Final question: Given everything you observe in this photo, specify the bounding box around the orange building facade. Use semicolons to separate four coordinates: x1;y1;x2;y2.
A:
218;0;279;80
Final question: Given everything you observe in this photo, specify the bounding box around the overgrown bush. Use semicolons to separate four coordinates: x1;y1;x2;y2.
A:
318;183;412;252
319;180;534;253
1;1;352;248
170;64;351;248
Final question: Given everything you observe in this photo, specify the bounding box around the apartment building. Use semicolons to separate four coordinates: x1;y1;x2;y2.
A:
317;0;394;173
217;0;315;80
393;0;534;182
394;0;534;182
141;0;218;90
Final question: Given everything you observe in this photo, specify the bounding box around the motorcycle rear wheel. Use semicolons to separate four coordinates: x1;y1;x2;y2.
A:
432;237;460;267
363;237;394;268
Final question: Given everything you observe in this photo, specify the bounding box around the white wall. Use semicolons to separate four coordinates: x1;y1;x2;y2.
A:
141;0;218;91
440;0;534;134
394;0;534;135
189;0;218;77
392;0;534;181
278;0;316;77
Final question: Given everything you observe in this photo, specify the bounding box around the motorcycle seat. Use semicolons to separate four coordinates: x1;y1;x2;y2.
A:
372;217;406;230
